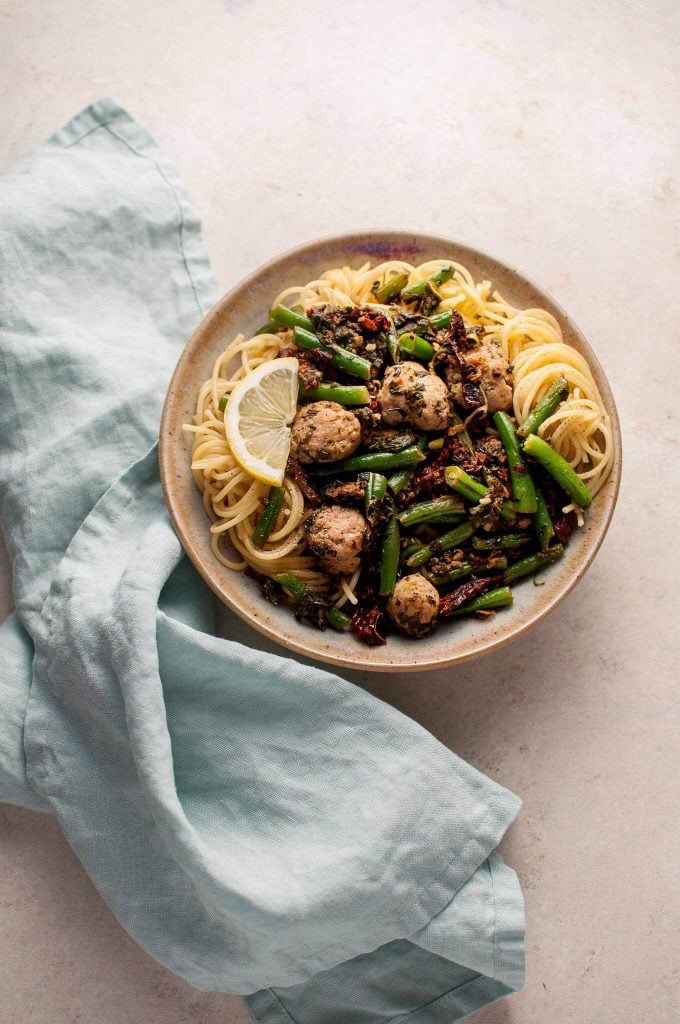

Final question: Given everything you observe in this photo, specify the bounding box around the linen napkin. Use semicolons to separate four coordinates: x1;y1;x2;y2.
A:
0;100;524;1022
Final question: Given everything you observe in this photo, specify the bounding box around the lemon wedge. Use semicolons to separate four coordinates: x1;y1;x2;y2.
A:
224;357;299;486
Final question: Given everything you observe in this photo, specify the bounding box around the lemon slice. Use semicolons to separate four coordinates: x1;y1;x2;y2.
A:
224;357;299;485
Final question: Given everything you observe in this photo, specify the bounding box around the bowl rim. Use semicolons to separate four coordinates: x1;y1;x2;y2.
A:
159;230;622;672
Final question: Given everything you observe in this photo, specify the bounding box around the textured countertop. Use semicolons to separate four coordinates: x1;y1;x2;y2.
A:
1;1;679;1022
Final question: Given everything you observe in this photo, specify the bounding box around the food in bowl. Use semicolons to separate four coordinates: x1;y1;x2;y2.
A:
183;258;613;645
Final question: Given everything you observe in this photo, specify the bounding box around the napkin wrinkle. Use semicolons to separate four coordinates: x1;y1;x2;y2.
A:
410;853;524;990
0;615;50;811
20;439;521;992
0;95;216;636
57;98;211;328
97;119;207;320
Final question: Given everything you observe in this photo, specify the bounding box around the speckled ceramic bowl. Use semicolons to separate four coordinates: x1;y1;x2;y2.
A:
159;232;621;672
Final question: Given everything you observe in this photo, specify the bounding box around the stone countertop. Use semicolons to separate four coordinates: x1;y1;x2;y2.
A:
1;1;678;1021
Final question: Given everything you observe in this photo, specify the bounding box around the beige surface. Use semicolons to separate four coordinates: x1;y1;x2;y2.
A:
1;1;679;1022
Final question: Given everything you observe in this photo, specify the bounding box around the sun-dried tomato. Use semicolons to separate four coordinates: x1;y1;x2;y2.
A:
286;457;321;506
351;605;387;646
434;311;485;409
439;577;494;617
359;311;390;333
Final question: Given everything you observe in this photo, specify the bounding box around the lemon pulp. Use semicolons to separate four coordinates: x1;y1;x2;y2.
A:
224;357;298;486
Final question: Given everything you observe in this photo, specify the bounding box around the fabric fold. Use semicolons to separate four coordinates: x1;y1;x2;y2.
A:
0;615;50;811
0;98;524;1021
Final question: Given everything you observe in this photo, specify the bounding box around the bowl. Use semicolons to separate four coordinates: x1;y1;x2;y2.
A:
159;231;621;672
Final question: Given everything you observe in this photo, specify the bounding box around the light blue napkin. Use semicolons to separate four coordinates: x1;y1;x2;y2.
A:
0;100;524;1022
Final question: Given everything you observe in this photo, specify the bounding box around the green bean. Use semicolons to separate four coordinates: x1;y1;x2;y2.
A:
423;310;453;333
484;554;509;571
300;383;370;406
534;485;555;552
493;411;538;513
400;539;425;563
255;319;281;336
518;377;569;438
522;434;592;508
406;521;475;568
402;266;454;302
326;607;351;631
398;332;435;361
326;345;372;380
502;545;564;584
274;577;350;630
417;513;463;528
218;394;229;412
379;515;400;596
387;467;413;496
385;435;426;481
413;512;463;528
252;486;285;547
374;272;409;304
293;326;372;381
427;554;509;586
449;586;513;616
273;572;307;601
270;304;314;332
364;472;387;526
290;325;322;349
364;472;387;509
318;445;426;476
369;304;399;361
472;533;531;551
397;496;465;528
444;465;486;502
444;466;516;520
273;573;350;631
411;310;453;336
427;560;474;586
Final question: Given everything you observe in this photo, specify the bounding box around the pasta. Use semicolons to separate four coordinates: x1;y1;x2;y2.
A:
184;258;613;638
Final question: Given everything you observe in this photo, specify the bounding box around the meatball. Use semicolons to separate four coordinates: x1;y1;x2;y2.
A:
378;362;449;431
290;401;361;464
386;574;440;637
449;339;513;413
305;505;368;575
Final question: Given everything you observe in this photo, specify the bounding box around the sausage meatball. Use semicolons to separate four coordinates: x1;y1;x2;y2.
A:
378;362;449;431
386;574;440;637
290;401;362;464
305;505;368;575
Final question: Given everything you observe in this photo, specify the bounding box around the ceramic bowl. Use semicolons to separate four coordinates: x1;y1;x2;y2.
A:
159;231;621;672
